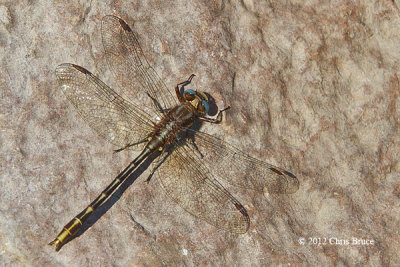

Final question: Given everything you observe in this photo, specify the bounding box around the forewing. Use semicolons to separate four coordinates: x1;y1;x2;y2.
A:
155;145;250;233
188;130;299;194
56;63;154;149
101;15;178;115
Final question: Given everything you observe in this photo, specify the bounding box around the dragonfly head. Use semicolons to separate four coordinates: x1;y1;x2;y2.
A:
183;89;210;115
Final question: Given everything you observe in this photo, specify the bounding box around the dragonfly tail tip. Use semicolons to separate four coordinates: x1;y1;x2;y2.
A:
48;239;62;251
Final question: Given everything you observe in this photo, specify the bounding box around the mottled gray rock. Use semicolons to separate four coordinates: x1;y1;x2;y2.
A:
1;0;399;266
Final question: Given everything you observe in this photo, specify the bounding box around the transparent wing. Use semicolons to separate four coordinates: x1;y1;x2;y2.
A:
187;130;299;194
101;15;178;115
56;63;154;150
155;144;250;233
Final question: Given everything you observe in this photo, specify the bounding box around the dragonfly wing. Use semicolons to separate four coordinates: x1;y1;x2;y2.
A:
56;63;154;150
187;130;299;194
101;15;178;115
155;144;250;234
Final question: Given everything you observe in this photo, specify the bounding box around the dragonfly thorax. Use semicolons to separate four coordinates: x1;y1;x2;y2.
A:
183;89;209;115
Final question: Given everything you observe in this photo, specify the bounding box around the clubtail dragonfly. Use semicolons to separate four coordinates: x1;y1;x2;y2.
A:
49;15;299;251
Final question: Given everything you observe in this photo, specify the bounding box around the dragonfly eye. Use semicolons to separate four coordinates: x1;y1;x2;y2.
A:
200;100;209;114
183;89;196;101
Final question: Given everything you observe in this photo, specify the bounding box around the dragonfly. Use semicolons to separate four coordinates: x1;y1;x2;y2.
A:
49;15;299;251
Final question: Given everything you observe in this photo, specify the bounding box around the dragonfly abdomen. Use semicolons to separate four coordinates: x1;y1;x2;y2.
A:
49;146;154;251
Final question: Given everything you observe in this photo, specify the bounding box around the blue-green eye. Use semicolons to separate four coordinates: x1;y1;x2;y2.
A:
201;100;209;113
185;89;196;95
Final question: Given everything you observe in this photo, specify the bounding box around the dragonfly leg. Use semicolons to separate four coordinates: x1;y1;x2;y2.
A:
113;136;150;153
175;74;196;103
146;92;168;114
198;106;231;124
186;137;204;158
145;151;169;183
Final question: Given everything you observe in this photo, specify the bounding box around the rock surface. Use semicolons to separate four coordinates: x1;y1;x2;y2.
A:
1;0;399;266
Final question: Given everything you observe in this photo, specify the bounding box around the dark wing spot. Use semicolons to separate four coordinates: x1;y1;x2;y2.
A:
234;203;248;216
283;170;297;178
72;64;91;75
118;18;132;32
270;167;283;175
